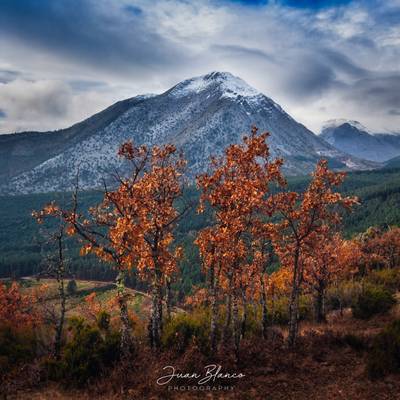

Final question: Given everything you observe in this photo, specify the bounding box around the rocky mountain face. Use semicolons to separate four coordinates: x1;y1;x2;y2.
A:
0;72;374;195
320;119;400;163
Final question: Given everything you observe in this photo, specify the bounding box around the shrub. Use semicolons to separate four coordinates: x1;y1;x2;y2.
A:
270;295;313;325
63;319;105;385
162;310;209;354
352;284;396;320
66;280;78;296
343;334;365;352
45;317;121;386
326;281;362;312
0;325;36;376
367;320;400;379
367;269;400;293
97;310;111;331
241;305;260;338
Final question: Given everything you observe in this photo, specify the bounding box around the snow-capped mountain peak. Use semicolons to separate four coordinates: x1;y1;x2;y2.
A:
168;71;261;100
321;119;374;135
0;72;376;195
320;119;400;162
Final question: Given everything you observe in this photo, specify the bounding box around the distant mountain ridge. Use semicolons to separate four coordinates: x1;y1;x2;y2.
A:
385;155;400;169
0;72;375;195
320;119;400;163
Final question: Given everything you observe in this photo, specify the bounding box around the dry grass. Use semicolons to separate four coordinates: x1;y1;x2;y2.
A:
10;312;400;400
18;278;154;320
4;284;400;400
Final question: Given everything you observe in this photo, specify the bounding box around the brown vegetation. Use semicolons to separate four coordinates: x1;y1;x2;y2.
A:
1;128;400;399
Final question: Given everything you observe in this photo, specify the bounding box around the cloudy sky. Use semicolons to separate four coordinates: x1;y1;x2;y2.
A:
0;0;399;134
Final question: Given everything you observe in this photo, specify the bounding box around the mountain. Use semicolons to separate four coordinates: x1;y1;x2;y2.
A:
385;155;400;169
0;72;374;195
320;119;400;163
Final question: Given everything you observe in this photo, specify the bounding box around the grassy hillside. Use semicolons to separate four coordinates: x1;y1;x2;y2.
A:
1;168;399;292
1;278;154;320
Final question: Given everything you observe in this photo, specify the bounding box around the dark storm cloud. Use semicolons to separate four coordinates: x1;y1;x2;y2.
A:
374;3;400;26
226;0;352;7
123;4;143;16
318;48;368;78
281;0;352;8
284;48;371;99
211;44;276;63
346;36;376;49
0;0;185;76
347;75;400;111
68;80;109;92
0;69;20;83
285;58;340;98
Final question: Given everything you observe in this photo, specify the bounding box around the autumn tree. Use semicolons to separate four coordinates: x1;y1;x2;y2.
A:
303;231;344;322
270;160;358;347
377;227;400;269
37;141;187;355
0;282;41;330
196;127;285;356
357;226;400;271
113;142;187;348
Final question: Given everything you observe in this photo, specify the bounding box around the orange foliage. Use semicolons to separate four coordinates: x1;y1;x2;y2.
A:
33;141;187;350
270;159;359;284
0;282;41;329
36;142;185;281
268;159;358;344
303;233;345;293
358;226;400;270
196;127;285;299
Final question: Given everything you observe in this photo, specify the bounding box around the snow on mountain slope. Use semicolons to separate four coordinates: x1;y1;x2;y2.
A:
322;119;375;135
320;119;400;163
1;72;375;195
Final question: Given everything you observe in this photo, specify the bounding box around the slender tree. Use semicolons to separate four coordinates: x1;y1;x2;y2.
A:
37;141;187;354
270;160;358;348
114;142;187;348
303;231;344;323
33;208;70;359
196;127;285;358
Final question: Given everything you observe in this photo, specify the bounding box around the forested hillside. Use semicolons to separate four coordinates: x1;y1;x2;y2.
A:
2;134;400;400
1;167;399;294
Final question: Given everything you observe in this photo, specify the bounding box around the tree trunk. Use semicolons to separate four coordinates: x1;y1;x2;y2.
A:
210;265;219;353
314;283;326;323
288;246;301;349
166;276;172;321
288;286;300;348
151;269;162;349
232;291;240;361
148;317;153;348
223;293;232;343
53;235;66;360
116;270;132;359
260;275;268;340
210;288;219;353
54;264;66;359
241;290;248;340
158;282;163;335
